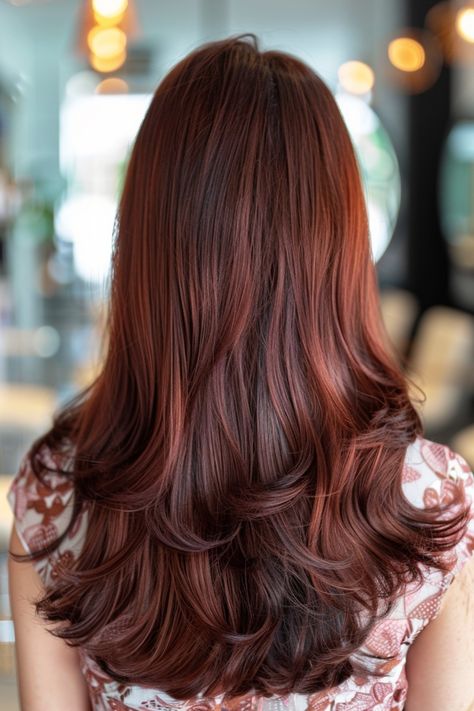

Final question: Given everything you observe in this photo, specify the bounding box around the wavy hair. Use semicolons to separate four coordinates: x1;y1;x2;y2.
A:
13;33;469;699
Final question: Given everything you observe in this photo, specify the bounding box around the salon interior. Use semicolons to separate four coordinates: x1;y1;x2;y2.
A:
0;0;474;707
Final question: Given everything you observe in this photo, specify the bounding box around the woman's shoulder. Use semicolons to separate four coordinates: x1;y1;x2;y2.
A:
7;441;87;587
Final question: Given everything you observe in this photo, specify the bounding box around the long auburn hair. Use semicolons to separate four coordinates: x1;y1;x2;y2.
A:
13;33;469;699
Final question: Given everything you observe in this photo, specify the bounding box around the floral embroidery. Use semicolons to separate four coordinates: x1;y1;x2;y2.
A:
401;465;421;484
364;620;407;658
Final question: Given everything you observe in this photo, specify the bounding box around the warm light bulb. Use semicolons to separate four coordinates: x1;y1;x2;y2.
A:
89;50;127;73
87;26;127;59
338;61;375;95
95;77;129;93
456;7;474;43
92;0;128;18
388;37;426;72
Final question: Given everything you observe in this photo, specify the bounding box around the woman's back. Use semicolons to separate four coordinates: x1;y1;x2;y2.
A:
6;34;474;710
8;434;474;710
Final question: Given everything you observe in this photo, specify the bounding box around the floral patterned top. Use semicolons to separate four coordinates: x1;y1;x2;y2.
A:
7;435;474;711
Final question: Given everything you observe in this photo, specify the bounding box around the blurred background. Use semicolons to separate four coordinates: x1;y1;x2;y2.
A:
0;0;474;706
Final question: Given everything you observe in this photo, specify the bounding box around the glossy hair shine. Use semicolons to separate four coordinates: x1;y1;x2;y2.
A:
16;34;469;699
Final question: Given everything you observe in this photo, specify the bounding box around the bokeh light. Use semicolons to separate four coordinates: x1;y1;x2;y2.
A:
456;7;474;44
338;61;375;95
92;0;128;25
33;326;61;358
95;77;129;94
89;51;127;73
383;29;443;93
87;25;127;73
87;26;127;58
388;37;426;72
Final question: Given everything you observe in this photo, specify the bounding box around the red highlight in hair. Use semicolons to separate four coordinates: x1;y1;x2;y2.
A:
15;34;470;700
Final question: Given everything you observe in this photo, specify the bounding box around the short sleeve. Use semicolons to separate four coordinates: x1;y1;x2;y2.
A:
403;441;474;628
6;443;86;587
